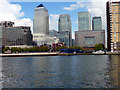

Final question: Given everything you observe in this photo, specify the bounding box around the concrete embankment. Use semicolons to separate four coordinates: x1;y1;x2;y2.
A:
0;52;58;57
0;52;120;57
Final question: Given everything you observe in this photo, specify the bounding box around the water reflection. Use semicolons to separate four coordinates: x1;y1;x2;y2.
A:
1;55;120;88
108;55;120;88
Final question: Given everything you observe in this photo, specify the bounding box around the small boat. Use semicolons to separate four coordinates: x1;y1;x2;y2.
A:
92;50;105;54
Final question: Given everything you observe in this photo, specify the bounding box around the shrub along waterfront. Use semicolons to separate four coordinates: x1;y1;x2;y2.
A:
2;46;49;53
94;43;105;51
2;45;83;53
2;43;105;53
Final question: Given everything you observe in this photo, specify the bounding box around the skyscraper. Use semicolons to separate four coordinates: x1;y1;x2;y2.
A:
78;12;91;31
33;4;49;34
58;14;72;46
58;14;71;32
107;1;120;52
92;17;102;30
33;4;58;46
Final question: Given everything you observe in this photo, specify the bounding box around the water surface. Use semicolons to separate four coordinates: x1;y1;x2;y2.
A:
2;55;120;88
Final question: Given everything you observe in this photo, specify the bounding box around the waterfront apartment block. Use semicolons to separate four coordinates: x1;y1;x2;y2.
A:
78;12;91;31
58;14;72;46
75;30;105;47
107;1;120;51
92;17;102;30
33;4;49;34
0;21;33;46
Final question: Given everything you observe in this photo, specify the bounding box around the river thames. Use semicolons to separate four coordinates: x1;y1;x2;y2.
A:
1;55;120;88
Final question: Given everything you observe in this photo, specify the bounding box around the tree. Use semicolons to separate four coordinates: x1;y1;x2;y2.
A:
17;48;23;53
39;46;49;52
94;43;105;51
3;47;10;52
55;47;61;51
23;48;30;52
11;47;18;53
30;47;39;52
60;46;68;49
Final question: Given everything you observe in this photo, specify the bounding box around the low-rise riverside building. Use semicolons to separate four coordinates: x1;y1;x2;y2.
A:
75;30;105;47
33;33;59;46
0;21;33;47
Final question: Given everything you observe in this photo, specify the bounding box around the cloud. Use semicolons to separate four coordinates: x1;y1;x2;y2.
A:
89;0;120;29
63;2;85;11
49;14;59;30
0;0;33;33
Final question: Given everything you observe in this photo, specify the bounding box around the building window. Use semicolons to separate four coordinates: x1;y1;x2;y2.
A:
85;36;95;46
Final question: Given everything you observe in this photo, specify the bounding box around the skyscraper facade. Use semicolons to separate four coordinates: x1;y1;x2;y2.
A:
33;4;58;46
78;12;91;31
92;17;102;30
33;4;49;34
58;14;71;32
107;1;120;52
58;14;72;46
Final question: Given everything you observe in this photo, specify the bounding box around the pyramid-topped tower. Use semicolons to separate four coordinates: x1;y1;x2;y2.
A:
36;4;44;7
33;4;49;34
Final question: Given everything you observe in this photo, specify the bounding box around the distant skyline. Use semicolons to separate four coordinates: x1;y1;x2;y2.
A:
0;0;120;39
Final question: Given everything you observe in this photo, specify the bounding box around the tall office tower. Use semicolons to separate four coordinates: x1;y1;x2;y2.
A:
92;17;102;30
78;12;91;31
33;4;49;34
107;1;120;52
58;14;72;46
58;14;71;32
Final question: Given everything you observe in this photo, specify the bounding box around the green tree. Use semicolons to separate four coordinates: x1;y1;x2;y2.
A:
39;46;49;52
23;48;30;52
55;47;61;51
94;43;105;51
3;47;10;52
60;46;68;49
17;48;23;53
11;47;18;53
30;47;39;52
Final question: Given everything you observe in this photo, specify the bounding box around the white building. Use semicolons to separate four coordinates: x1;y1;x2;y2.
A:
33;33;59;46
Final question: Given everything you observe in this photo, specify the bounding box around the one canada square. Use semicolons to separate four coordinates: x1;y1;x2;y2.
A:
33;4;49;34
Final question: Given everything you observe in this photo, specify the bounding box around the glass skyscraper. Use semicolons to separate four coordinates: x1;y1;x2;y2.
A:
58;14;71;32
78;12;91;31
92;17;102;30
33;4;49;34
58;14;72;46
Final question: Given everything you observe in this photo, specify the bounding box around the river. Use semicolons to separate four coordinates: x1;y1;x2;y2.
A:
1;55;120;88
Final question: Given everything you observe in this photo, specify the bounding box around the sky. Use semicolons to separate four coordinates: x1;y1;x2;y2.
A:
0;0;119;39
